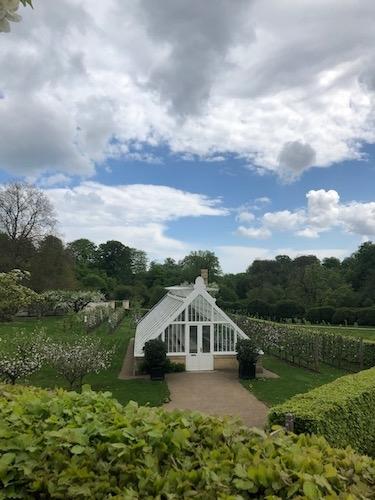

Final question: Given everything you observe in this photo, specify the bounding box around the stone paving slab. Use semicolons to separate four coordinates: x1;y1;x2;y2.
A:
164;370;269;428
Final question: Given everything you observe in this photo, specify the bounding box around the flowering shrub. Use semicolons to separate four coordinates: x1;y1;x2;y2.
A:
0;269;38;321
40;290;105;315
0;329;47;384
46;336;113;389
0;385;374;498
0;0;32;32
79;305;112;331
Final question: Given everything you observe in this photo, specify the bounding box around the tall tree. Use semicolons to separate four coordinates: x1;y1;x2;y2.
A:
30;236;76;292
0;182;56;242
180;250;221;283
96;240;133;283
67;239;97;267
346;242;375;304
130;249;148;275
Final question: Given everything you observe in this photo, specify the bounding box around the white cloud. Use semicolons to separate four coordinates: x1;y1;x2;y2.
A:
236;211;255;224
263;209;306;231
255;197;271;205
2;1;375;177
237;226;271;239
340;201;375;237
38;174;72;187
44;181;228;260
237;189;375;240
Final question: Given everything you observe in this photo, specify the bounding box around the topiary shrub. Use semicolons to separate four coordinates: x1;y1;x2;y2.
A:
357;307;375;326
332;307;358;325
274;300;305;321
143;338;167;380
236;338;261;379
246;299;272;319
269;367;375;456
306;306;335;324
0;385;374;498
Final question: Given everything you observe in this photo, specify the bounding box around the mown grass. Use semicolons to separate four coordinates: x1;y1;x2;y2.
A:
241;354;346;407
0;315;169;407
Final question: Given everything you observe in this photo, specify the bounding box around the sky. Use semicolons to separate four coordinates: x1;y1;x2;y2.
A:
1;0;375;273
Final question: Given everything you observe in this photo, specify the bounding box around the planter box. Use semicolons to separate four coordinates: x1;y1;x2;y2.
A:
238;361;257;380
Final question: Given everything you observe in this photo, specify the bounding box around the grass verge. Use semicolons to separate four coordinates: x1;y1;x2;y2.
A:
241;354;346;406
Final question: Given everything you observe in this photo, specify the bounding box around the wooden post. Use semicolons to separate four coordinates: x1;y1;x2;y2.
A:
285;413;294;432
313;338;320;372
359;338;364;371
338;336;343;369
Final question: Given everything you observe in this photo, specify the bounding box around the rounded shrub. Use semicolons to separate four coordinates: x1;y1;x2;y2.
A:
357;307;375;326
0;385;374;498
274;300;305;321
143;338;167;373
306;306;335;324
246;299;272;319
332;307;358;325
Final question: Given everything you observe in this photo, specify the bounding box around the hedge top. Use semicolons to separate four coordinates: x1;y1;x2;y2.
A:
0;384;374;499
269;367;375;456
270;366;375;413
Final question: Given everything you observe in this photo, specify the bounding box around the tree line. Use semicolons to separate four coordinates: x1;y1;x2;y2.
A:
1;182;375;323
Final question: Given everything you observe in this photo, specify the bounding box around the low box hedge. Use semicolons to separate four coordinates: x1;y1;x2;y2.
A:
269;367;375;456
0;385;374;498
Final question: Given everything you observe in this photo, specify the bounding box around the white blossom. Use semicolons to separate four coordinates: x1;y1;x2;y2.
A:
46;336;114;389
0;329;48;384
0;0;22;33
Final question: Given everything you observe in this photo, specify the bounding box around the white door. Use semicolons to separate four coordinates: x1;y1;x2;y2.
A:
186;324;214;371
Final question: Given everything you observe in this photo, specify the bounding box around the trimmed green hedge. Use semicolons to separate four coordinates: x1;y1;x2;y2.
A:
0;385;375;498
269;367;375;456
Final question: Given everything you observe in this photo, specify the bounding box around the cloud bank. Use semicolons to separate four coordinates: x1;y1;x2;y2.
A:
2;0;375;178
237;189;375;240
45;182;228;261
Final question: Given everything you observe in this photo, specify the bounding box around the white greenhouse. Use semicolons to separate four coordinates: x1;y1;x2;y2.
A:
134;275;250;372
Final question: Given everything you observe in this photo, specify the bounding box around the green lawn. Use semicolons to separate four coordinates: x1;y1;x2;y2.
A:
242;355;346;407
0;315;169;407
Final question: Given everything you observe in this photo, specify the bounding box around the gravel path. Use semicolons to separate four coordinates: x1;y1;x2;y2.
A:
164;370;269;428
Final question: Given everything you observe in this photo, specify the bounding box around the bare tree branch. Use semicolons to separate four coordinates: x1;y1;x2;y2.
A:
0;182;56;242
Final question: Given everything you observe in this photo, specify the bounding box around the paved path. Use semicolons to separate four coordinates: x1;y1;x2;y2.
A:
164;371;268;428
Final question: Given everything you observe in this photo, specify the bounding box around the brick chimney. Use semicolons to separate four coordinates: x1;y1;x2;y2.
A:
200;269;208;286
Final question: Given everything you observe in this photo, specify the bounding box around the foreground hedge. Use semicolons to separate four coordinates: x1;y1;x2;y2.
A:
269;367;375;457
1;386;375;499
